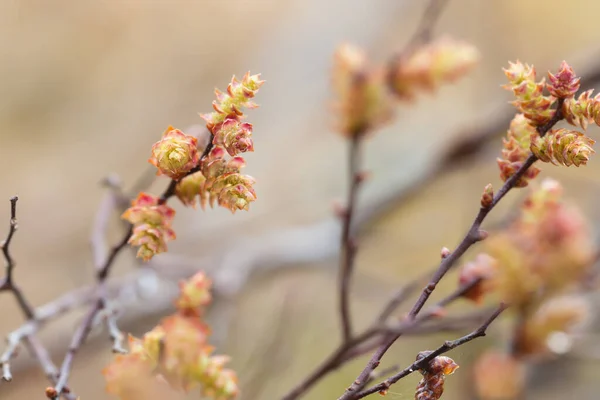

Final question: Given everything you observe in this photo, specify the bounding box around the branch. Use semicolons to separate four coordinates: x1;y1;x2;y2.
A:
338;135;364;342
337;102;564;399
281;276;483;400
353;303;508;399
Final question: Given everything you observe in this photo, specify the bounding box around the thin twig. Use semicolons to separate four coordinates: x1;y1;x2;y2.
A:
353;303;508;399
338;135;363;342
281;277;482;400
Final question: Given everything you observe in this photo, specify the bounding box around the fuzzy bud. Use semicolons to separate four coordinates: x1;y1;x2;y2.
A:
481;184;494;207
497;114;541;187
530;128;595;167
458;253;497;304
332;43;394;136
213;119;254;156
503;61;555;126
149;126;200;179
391;36;479;100
546;61;580;99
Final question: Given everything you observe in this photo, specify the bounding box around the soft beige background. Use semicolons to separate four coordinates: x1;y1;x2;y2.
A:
1;0;600;399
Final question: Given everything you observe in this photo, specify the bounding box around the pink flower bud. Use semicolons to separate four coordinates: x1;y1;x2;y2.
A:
149;126;200;179
213;118;254;156
547;61;580;99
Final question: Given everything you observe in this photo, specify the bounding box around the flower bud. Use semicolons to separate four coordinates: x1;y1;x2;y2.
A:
122;193;177;261
503;61;555;126
390;36;479;100
213;118;254;156
149;126;200;179
497;114;541;187
201;72;264;131
415;353;459;400
332;43;394;136
530;128;595;167
175;171;207;209
481;184;494;207
547;61;580;99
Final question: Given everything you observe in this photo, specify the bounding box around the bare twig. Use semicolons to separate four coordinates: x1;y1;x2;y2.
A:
281;277;482;400
338;135;364;342
353;303;508;399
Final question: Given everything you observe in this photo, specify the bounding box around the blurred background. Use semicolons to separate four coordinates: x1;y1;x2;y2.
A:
2;0;600;399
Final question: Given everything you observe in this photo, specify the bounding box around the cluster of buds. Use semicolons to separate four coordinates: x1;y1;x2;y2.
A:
497;113;541;187
503;61;556;126
121;193;176;261
124;72;263;260
390;36;479;100
531;128;595;167
499;60;598;184
103;272;239;400
177;147;256;213
413;352;459;400
331;36;478;137
178;72;264;212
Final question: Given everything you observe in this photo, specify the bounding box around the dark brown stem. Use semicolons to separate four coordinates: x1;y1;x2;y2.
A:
338;104;564;400
339;135;363;342
353;303;508;399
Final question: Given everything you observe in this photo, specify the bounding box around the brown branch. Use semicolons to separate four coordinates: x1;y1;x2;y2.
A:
353;303;508;399
338;135;364;342
337;103;564;400
281;277;482;400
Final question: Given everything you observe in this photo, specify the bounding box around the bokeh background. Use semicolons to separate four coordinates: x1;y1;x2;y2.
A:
2;0;600;399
